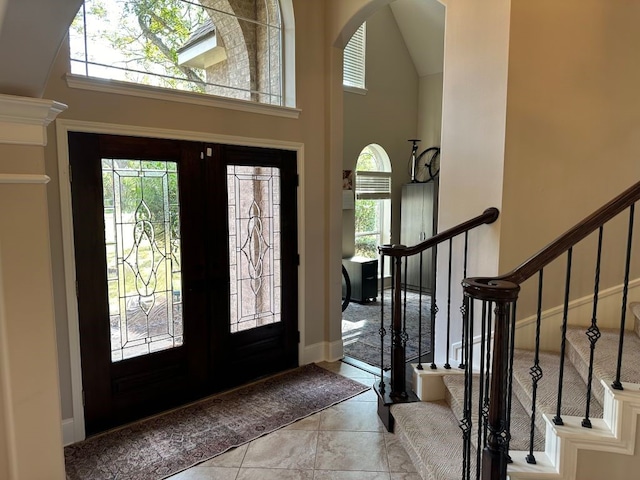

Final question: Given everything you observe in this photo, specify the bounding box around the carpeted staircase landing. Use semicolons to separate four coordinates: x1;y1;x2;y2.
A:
390;308;640;480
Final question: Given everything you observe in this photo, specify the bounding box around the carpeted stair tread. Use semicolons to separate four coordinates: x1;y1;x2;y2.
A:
631;302;640;338
512;349;603;435
442;374;544;452
392;400;475;480
566;326;640;405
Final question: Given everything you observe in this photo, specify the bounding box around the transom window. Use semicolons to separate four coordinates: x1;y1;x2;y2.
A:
355;144;391;259
70;0;284;105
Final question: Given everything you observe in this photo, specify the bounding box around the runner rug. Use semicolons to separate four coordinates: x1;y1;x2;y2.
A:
65;364;369;480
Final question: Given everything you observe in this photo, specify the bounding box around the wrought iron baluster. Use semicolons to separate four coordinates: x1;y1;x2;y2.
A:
583;226;604;428
461;297;475;480
417;251;424;370
444;238;453;369
481;301;493;464
459;231;469;369
430;244;439;370
476;299;489;479
554;248;573;426
613;204;635;391
402;259;409;366
526;269;544;464
379;253;387;391
505;301;518;463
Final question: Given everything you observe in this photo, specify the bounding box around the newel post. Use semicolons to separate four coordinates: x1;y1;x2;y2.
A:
391;255;407;397
463;278;520;480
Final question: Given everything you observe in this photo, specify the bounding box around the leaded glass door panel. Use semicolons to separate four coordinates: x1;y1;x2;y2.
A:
70;133;210;435
103;158;183;362
209;144;298;387
69;133;298;436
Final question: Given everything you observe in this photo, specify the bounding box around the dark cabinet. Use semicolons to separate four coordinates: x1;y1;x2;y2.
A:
400;182;437;292
342;256;378;303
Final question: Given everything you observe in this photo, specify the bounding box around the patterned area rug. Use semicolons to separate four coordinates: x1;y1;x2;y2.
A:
342;289;432;370
65;364;368;480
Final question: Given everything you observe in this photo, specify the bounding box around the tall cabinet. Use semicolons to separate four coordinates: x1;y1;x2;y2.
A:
400;182;437;292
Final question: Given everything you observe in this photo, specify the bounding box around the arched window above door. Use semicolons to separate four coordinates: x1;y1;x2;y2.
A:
69;0;295;107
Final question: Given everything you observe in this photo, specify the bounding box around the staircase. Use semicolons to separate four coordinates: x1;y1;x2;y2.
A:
376;181;640;479
392;310;640;479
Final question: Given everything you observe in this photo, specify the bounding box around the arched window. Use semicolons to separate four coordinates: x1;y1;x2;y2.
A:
354;144;392;259
69;0;290;106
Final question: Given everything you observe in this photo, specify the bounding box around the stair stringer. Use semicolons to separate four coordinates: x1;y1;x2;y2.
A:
507;380;640;479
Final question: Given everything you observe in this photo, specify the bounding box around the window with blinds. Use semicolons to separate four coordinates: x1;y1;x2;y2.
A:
343;23;366;90
356;171;391;200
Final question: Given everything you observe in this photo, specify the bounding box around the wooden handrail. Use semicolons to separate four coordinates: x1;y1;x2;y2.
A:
467;180;640;292
375;206;500;404
379;207;500;258
462;180;640;480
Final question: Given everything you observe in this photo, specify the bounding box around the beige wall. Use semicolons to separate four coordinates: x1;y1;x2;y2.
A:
417;73;443;149
342;5;419;257
501;0;640;321
0;143;66;479
3;0;640;473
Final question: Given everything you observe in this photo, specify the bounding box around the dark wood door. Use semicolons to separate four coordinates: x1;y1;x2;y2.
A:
69;133;298;436
210;144;299;387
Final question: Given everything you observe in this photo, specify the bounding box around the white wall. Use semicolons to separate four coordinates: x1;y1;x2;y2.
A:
432;0;511;364
342;5;419;258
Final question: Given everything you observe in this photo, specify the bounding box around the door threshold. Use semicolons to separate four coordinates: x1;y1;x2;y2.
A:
340;356;386;376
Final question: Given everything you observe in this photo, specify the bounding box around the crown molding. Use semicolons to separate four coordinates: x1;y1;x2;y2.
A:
0;94;67;146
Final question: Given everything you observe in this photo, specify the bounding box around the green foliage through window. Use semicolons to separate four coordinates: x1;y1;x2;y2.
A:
69;0;284;104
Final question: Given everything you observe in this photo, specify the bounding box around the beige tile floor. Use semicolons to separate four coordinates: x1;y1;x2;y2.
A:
166;361;420;480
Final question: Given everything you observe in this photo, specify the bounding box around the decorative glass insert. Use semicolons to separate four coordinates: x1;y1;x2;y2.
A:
227;165;281;333
102;158;183;362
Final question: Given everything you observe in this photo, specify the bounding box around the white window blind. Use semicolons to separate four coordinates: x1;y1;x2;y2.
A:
356;171;391;200
343;23;366;89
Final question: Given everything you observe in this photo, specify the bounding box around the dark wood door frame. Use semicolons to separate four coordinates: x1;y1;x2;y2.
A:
69;132;299;435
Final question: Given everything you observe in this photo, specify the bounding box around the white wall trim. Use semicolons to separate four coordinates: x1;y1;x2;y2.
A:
0;174;50;184
302;340;344;365
327;339;344;362
61;418;75;447
65;74;300;119
508;380;640;479
56;118;306;444
0;94;67;146
516;277;640;332
303;342;326;365
451;277;640;363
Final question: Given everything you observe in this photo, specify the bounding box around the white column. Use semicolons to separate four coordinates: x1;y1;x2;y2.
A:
0;93;67;480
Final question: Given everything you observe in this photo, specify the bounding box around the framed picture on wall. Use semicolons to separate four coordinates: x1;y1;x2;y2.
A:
342;170;354;209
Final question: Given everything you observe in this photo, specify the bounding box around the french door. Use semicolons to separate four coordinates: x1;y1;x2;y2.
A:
69;133;298;435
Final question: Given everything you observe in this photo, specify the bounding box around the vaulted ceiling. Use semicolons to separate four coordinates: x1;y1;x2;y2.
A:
390;0;444;77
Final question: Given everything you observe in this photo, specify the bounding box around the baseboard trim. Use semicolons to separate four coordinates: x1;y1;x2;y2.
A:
302;340;344;364
452;276;640;362
62;418;75;446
